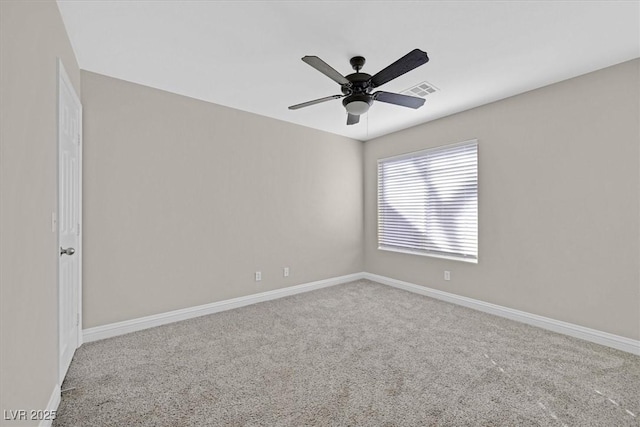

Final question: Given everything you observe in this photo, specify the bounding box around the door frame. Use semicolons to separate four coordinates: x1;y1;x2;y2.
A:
57;58;83;384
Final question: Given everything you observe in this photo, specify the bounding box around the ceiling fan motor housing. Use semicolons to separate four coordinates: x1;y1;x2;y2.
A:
341;72;371;94
342;71;373;114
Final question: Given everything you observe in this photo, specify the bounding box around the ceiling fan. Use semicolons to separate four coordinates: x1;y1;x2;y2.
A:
288;49;429;125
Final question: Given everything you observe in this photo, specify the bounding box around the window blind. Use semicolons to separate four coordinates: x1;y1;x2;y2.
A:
377;140;478;262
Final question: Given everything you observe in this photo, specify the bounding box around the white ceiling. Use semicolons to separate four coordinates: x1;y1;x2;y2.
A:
57;1;639;141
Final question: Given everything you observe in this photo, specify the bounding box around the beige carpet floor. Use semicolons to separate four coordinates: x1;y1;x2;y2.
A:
54;279;639;426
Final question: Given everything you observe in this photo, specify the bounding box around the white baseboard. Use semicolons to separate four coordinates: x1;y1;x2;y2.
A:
38;384;60;427
83;272;365;343
364;272;640;356
82;270;639;356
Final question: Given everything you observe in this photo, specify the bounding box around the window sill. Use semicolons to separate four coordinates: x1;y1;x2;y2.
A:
378;246;478;264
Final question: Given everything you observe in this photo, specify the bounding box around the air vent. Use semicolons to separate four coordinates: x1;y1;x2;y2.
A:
402;81;439;98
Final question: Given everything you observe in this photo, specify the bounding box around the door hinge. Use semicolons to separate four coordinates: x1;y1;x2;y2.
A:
76;313;80;327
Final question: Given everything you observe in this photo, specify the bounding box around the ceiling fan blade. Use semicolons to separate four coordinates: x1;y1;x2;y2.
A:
302;56;350;86
288;94;344;110
347;113;360;125
370;49;429;88
374;91;426;109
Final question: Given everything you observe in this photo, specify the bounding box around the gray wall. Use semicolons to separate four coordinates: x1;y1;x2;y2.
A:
364;59;640;340
0;0;81;423
80;71;364;328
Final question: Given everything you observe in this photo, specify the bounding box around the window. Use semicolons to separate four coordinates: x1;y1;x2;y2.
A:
377;140;478;262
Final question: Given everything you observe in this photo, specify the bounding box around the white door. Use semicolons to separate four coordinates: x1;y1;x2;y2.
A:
58;59;82;383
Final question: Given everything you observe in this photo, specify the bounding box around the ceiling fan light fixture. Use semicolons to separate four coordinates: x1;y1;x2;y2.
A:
345;100;370;115
343;94;372;115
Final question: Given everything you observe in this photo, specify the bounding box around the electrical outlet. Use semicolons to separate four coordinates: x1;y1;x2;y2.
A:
255;271;262;282
444;271;451;281
283;267;289;277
